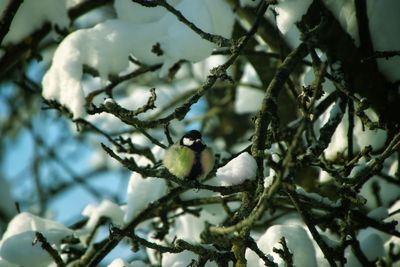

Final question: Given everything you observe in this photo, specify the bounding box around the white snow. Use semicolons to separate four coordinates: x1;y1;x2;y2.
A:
81;199;125;230
42;0;235;118
349;163;368;178
192;55;227;81
296;186;340;208
264;168;275;189
107;258;129;267
0;0;69;45
103;98;116;109
216;152;257;186
360;155;400;209
107;258;149;267
345;230;385;266
162;250;217;267
384;236;400;262
367;1;400;82
124;156;167;224
88;81;190;134
274;0;313;34
235;64;264;114
320;106;387;160
322;0;400;82
146;204;229;265
367;207;388;221
0;212;73;267
114;0;181;24
241;0;399;82
322;0;358;45
246;224;318;267
387;199;400;231
0;256;18;267
124;173;167;224
174;205;228;243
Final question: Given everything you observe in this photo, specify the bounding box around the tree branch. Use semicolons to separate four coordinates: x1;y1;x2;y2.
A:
0;0;23;44
131;0;231;47
32;232;65;267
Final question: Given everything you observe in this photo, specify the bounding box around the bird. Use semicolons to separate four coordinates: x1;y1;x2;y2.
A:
163;130;214;180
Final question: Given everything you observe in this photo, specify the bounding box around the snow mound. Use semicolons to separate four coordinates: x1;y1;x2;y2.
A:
0;212;73;267
42;0;235;118
216;152;257;186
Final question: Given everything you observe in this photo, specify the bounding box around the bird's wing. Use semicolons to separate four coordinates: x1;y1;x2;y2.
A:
163;145;195;178
200;148;215;178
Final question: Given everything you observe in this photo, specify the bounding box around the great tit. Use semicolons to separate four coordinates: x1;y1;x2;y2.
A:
163;130;214;180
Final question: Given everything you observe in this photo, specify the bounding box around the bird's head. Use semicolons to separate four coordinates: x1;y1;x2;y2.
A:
180;130;206;152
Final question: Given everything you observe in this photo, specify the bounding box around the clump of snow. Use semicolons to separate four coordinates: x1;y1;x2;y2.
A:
367;207;388;221
174;205;228;243
360;233;385;261
42;0;235;118
367;1;400;82
88;81;190;134
0;0;69;45
313;232;340;266
296;186;340;208
345;230;385;266
146;204;230;264
244;0;400;82
216;152;257;186
107;258;129;267
162;250;217;267
264;168;275;189
124;156;167;224
124;174;167;224
0;256;18;267
318;105;387;160
235;64;264;114
384;235;400;262
81;199;125;230
0;212;73;267
387;199;400;231
322;0;358;45
349;163;368;178
107;258;149;267
103;98;115;109
274;0;313;34
246;224;318;267
114;0;181;24
360;155;400;209
322;0;400;82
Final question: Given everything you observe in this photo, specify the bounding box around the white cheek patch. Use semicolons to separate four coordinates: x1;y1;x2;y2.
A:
183;137;194;146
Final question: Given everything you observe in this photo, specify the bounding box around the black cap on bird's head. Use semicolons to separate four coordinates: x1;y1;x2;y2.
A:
180;130;206;152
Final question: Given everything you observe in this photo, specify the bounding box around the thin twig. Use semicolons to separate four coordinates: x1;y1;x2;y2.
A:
85;64;161;106
131;0;231;47
33;232;65;267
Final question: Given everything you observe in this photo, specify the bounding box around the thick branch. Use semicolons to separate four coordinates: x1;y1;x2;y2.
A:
251;43;308;176
0;0;23;44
